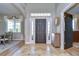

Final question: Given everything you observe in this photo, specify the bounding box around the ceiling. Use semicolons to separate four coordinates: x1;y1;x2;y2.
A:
0;3;59;16
67;4;79;15
0;3;25;16
26;3;57;14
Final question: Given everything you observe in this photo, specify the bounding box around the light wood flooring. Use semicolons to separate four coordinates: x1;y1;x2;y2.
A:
66;43;79;56
0;40;24;56
0;43;79;56
12;44;70;56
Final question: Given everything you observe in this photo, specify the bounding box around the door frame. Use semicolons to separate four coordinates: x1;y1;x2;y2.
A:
60;3;76;49
30;16;52;44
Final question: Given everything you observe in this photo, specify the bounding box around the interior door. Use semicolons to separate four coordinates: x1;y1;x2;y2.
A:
35;19;46;43
64;13;73;49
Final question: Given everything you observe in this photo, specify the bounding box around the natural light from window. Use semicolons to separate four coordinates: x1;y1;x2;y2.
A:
31;13;51;16
7;19;21;32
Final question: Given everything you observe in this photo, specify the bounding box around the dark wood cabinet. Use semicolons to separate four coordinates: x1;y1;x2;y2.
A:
73;31;79;42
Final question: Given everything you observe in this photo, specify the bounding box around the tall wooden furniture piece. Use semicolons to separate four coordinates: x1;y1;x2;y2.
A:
52;33;60;48
73;31;79;42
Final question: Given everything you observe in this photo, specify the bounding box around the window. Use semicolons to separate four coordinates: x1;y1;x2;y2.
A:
72;17;78;31
7;19;21;32
7;20;14;32
31;13;51;16
15;22;21;32
72;19;74;31
48;21;50;34
32;20;34;35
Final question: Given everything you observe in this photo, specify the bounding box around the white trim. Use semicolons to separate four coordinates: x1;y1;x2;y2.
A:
12;39;23;40
25;42;31;44
60;3;76;49
11;3;25;17
30;16;51;44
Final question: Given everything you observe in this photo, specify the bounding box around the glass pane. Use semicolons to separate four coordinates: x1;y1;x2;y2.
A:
7;20;14;32
15;22;21;32
7;19;21;32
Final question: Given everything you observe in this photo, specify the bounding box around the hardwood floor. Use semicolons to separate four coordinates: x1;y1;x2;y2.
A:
0;40;24;56
0;43;79;56
5;44;70;56
66;47;79;56
66;43;79;56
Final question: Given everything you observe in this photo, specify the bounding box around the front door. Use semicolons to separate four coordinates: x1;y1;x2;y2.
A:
35;19;46;43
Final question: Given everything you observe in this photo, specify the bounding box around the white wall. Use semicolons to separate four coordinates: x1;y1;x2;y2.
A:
0;21;3;34
56;3;70;16
55;3;70;33
25;12;54;44
24;3;71;44
0;16;4;34
25;12;31;44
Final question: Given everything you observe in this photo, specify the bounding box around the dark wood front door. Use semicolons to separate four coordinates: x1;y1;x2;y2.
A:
64;13;73;49
35;19;46;43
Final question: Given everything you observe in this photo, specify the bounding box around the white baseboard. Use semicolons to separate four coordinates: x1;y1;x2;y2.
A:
13;39;24;40
25;42;31;44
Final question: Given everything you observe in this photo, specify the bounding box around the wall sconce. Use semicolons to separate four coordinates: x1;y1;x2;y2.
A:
55;17;60;26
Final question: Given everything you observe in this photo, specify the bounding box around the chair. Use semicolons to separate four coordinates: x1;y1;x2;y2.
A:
4;32;13;42
7;32;13;41
0;32;13;45
0;33;8;46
